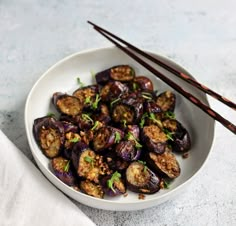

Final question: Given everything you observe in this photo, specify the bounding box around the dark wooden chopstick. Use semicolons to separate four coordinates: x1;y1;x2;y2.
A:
88;21;236;135
88;21;236;111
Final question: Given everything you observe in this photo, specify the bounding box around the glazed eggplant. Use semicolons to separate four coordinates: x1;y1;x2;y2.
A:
33;116;65;158
144;101;162;114
100;172;126;196
112;95;143;125
52;92;83;116
126;125;140;140
95;65;135;85
132;76;154;91
115;140;141;162
51;156;76;186
63;131;81;159
172;130;191;153
126;161;161;194
146;151;180;179
72;142;111;183
162;119;191;152
142;125;168;154
100;81;129;102
104;152;129;172
80;180;104;198
156;91;176;112
73;85;98;108
93;126;124;152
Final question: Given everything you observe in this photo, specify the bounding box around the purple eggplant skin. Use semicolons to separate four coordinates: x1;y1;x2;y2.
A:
52;92;83;116
172;130;191;153
33;116;65;158
126;125;140;140
145;151;181;179
144;101;162;114
141;125;168;154
100;81;129;102
115;140;142;162
61;121;78;133
51;157;76;186
104;152;129;172
112;95;143;125
100;175;126;197
95;65;135;85
132;76;154;91
156;91;176;112
126;161;161;194
93;126;124;152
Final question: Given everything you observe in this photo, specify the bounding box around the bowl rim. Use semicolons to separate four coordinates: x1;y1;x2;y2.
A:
24;45;215;209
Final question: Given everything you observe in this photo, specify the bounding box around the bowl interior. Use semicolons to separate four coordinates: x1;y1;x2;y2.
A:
25;46;215;211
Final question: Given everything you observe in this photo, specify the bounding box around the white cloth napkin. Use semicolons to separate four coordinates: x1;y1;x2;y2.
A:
0;130;96;226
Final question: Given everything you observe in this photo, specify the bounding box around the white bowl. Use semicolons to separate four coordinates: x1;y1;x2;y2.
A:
25;46;215;211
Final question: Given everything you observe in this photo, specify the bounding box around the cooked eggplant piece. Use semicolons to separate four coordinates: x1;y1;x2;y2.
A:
73;85;98;108
72;142;111;183
33;116;65;158
172;130;191;153
156;91;176;112
63;132;81;159
74;113;94;130
93;126;124;152
115;140;141;161
61;121;78;133
162;119;191;152
132;76;154;91
95;65;135;84
104;152;129;172
126;161;160;194
100;172;126;196
80;180;104;198
146;151;180;179
126;125;140;140
52;92;83;116
144;101;162;114
100;81;129;102
93;104;111;125
142;125;168;154
51;157;76;186
112;95;143;125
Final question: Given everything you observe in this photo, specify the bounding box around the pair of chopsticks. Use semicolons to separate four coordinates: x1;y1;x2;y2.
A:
88;21;236;135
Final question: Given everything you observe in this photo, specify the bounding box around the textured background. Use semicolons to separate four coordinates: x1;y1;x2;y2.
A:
0;0;236;225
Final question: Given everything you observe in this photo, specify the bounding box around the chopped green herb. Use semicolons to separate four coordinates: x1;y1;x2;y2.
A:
163;179;171;189
114;131;121;143
149;113;163;128
107;171;121;192
47;112;55;117
82;114;94;123
77;77;84;87
84;156;94;168
141;92;153;100
126;132;142;148
110;98;120;107
69;137;80;143
122;119;127;128
132;82;138;91
84;96;92;104
64;160;70;172
139;112;148;128
91;121;99;131
163;129;174;141
84;156;93;163
164;111;176;119
91;94;101;110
